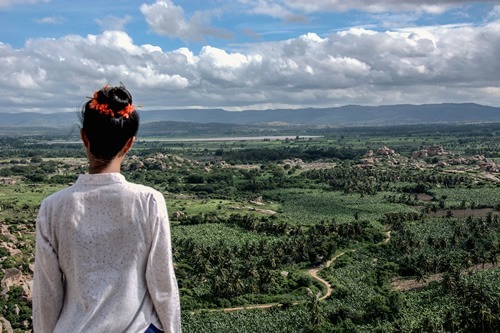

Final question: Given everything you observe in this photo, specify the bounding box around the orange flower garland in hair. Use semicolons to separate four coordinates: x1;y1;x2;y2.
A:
88;87;135;119
116;104;135;118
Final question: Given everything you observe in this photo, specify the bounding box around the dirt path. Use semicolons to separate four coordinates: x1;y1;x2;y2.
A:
308;230;391;302
222;250;357;311
307;251;352;301
384;230;391;243
222;230;391;312
224;303;279;312
308;267;331;301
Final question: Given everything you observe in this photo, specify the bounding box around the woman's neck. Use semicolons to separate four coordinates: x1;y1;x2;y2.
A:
88;156;123;174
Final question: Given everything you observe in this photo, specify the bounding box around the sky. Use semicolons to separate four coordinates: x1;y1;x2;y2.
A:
1;0;499;113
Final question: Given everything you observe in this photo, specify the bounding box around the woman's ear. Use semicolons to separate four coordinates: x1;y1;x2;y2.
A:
119;136;135;156
80;128;90;149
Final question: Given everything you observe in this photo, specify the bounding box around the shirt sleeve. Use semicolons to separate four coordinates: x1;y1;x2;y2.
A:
146;192;181;333
33;201;65;333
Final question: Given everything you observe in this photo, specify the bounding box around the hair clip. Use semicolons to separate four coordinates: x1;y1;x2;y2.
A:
88;88;135;119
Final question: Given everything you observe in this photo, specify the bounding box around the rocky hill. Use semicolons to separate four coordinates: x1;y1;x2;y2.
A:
0;103;498;130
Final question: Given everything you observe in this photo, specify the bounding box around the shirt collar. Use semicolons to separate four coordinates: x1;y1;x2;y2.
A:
75;173;127;186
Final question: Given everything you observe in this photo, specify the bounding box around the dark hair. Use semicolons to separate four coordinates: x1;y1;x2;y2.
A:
81;85;139;163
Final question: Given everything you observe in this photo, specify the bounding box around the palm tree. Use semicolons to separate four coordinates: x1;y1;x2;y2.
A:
308;293;321;328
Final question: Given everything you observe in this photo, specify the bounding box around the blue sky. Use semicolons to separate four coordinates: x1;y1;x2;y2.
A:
1;0;499;113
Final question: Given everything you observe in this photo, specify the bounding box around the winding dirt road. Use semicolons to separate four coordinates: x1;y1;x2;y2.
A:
307;251;352;301
308;231;391;302
223;250;356;312
223;230;392;312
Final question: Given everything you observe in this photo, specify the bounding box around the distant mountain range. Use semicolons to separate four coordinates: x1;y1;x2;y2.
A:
0;103;498;130
141;103;500;126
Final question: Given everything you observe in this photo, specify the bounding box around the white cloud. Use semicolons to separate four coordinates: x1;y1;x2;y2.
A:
1;18;500;113
200;46;249;69
95;15;133;31
34;15;65;25
234;1;477;31
275;0;493;14
486;5;500;21
140;0;233;42
92;30;140;54
0;0;48;9
244;0;293;19
235;0;497;29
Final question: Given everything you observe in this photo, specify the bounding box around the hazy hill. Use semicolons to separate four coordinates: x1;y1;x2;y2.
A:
134;103;500;125
0;103;498;131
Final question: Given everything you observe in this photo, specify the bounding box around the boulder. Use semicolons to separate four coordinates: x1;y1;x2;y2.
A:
22;279;33;302
359;158;375;165
427;145;445;156
128;160;144;171
412;149;430;159
376;146;395;156
478;161;499;172
173;211;185;220
0;177;16;185
1;268;22;295
0;317;13;333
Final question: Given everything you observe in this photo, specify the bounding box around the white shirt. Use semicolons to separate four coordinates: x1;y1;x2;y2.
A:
33;173;181;333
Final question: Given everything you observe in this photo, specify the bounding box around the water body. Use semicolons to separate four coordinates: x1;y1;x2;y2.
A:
43;135;322;144
141;135;322;142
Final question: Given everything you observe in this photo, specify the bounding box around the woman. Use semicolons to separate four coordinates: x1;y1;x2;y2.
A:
33;85;181;332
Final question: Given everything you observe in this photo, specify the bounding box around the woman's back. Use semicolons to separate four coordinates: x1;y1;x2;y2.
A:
33;85;181;333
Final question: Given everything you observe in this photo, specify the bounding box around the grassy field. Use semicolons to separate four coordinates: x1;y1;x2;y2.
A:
167;197;281;219
430;187;500;208
264;189;418;225
172;223;281;247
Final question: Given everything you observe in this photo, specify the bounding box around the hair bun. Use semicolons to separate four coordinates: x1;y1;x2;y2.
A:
87;84;135;119
102;86;132;114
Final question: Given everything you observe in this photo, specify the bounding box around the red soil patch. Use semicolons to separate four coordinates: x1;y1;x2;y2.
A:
417;193;433;201
391;263;498;292
429;208;497;218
